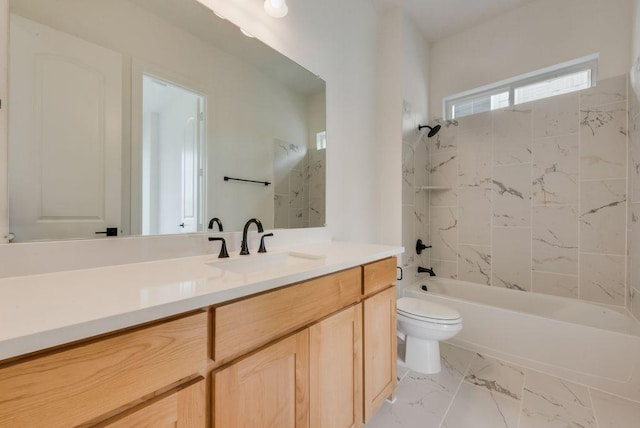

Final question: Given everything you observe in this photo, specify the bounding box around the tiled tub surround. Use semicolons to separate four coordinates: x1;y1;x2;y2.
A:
400;100;431;286
627;74;640;322
427;74;632;310
403;279;640;402
273;138;326;228
366;343;640;428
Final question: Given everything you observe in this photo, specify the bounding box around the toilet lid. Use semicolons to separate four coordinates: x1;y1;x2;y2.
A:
397;297;461;322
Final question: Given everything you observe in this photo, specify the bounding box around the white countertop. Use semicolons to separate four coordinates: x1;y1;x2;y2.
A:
0;241;402;361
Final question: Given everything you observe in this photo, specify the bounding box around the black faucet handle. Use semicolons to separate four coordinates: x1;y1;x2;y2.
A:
208;237;229;258
258;233;274;253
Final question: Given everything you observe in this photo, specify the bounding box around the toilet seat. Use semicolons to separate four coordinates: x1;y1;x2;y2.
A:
397;297;462;325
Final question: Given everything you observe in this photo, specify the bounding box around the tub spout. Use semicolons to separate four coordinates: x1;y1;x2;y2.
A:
418;266;436;276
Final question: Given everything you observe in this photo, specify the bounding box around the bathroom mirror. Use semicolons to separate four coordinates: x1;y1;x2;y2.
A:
6;0;326;242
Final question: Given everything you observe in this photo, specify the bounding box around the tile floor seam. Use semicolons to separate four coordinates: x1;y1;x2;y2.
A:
586;384;640;405
516;369;528;428
438;353;473;428
587;387;601;428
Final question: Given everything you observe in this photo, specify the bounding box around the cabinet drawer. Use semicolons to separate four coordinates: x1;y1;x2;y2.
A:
0;312;207;428
214;267;361;363
362;257;397;296
100;377;206;428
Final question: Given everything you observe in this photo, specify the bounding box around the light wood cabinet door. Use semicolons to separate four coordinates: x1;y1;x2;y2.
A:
363;286;397;423
99;378;206;427
214;330;310;428
309;304;362;428
0;312;207;428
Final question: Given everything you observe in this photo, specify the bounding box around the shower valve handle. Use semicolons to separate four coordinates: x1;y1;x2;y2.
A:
416;239;432;255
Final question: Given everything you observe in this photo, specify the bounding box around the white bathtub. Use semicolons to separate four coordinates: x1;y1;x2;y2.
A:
404;278;640;401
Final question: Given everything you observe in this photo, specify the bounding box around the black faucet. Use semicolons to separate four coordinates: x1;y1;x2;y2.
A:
418;266;436;276
258;233;274;253
208;237;229;258
208;217;223;231
240;218;264;255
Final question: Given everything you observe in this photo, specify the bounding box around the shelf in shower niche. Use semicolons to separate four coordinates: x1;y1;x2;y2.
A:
419;186;452;191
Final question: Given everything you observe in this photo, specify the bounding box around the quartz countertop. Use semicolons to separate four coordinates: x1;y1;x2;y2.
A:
0;241;403;361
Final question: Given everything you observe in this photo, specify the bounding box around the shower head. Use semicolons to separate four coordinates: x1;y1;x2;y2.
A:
418;124;441;138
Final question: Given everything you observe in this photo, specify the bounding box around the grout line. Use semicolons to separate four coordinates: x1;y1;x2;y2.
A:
579;251;627;257
529;270;579;277
587;388;601;428
580;177;628;183
516;369;528;428
578;91;583;301
455;128;460;281
438;355;471;428
625;79;630;312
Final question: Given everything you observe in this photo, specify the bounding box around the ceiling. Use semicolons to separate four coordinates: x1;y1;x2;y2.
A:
387;0;539;42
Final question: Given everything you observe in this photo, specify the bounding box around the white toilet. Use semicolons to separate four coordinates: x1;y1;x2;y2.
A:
397;297;463;374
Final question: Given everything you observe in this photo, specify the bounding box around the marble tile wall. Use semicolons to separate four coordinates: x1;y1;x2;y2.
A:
426;74;631;309
400;100;430;286
628;71;640;321
273;139;326;229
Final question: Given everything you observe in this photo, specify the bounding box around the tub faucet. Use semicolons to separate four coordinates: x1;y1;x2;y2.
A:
418;266;436;276
208;217;223;231
240;218;264;255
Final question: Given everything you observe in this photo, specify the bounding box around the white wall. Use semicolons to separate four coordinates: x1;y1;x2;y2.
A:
0;2;8;244
375;4;403;247
403;15;429;121
429;0;634;118
373;7;430;250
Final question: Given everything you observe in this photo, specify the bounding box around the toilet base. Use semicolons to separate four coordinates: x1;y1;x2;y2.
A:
405;335;442;374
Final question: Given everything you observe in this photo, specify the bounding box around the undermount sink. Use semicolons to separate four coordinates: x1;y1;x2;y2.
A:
207;252;326;274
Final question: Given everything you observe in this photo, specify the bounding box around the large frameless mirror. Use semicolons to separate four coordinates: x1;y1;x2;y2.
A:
7;0;326;242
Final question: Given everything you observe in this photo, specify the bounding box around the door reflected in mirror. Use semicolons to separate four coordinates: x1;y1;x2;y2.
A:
140;75;206;236
7;0;326;242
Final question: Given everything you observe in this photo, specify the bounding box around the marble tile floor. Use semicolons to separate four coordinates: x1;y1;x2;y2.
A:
366;343;640;428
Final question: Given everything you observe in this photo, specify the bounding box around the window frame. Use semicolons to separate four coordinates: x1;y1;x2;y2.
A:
443;54;598;120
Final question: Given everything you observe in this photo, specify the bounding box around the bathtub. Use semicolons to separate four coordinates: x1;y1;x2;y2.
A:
404;278;640;401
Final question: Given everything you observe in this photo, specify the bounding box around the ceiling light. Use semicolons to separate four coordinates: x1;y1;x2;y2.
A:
213;10;226;20
240;28;255;38
263;0;288;18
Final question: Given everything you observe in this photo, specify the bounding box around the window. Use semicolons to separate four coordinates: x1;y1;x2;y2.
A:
316;131;327;150
443;54;598;120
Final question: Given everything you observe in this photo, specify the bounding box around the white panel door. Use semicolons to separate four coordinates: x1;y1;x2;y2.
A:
9;15;122;242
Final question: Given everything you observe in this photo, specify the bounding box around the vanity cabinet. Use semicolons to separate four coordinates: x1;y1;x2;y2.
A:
0;256;398;428
0;312;207;428
212;258;397;428
214;304;366;428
